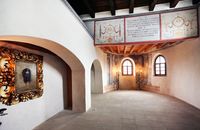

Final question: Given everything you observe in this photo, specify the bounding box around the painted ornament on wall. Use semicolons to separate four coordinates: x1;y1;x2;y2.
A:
95;18;124;44
161;9;198;39
0;47;43;105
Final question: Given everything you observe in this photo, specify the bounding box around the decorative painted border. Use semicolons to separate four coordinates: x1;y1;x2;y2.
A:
94;7;199;46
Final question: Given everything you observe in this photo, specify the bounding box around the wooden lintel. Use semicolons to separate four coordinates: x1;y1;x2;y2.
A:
170;0;180;8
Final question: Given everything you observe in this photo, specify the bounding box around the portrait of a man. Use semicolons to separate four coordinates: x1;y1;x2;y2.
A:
22;68;31;83
15;61;37;93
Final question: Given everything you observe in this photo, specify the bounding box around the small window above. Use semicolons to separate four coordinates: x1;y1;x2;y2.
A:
122;59;133;76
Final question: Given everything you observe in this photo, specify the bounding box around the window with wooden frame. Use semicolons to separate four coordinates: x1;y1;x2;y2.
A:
122;59;133;76
154;55;167;76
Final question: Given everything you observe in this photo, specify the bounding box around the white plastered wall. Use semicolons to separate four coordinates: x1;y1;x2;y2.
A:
150;38;200;109
0;44;67;130
0;0;109;130
149;5;200;109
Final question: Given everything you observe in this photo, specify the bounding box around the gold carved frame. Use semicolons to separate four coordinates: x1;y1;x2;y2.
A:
0;47;43;105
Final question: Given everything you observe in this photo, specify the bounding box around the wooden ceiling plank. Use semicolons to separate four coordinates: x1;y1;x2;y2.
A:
156;42;167;49
110;46;114;53
170;0;180;8
82;0;95;18
142;44;158;53
146;44;157;51
129;45;135;54
124;46;128;54
117;46;120;53
137;44;149;53
129;0;135;13
108;0;116;15
143;44;153;52
149;0;158;11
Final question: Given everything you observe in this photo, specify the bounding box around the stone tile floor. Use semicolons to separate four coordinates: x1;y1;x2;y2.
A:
34;91;200;130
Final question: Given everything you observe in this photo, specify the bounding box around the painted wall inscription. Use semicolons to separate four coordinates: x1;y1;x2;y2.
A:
125;14;160;42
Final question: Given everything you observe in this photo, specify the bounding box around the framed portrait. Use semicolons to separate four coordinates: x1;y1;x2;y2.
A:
15;61;37;93
0;47;43;105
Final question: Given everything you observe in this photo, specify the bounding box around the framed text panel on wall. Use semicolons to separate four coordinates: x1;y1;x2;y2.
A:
125;14;160;42
161;9;198;40
95;18;124;44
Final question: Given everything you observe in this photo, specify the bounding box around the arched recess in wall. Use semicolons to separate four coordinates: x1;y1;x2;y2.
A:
120;57;136;76
90;59;103;94
0;35;86;112
119;57;136;90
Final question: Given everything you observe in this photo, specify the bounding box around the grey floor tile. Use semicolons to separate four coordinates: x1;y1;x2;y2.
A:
34;91;200;130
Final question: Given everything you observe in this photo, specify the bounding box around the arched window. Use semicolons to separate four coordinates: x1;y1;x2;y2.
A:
154;55;166;76
122;59;133;76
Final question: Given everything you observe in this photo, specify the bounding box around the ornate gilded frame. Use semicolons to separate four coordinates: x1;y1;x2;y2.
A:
0;47;43;105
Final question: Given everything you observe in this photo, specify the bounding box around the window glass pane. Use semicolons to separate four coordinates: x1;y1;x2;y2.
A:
123;60;132;67
155;56;166;63
127;62;131;66
156;68;160;71
155;57;160;63
129;70;133;74
123;67;127;73
160;57;165;63
161;70;165;74
127;66;132;70
123;61;128;66
123;71;127;75
161;67;165;71
127;71;132;75
122;60;133;75
156;70;160;74
160;64;165;68
154;55;166;76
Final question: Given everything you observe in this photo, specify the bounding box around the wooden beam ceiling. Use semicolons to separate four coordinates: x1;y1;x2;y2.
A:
110;46;114;53
108;0;116;15
129;0;135;13
192;0;199;4
170;0;180;8
137;44;148;53
97;41;180;55
117;46;120;53
123;46;128;55
149;0;158;11
82;0;95;18
145;44;157;53
129;45;135;54
68;0;196;17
